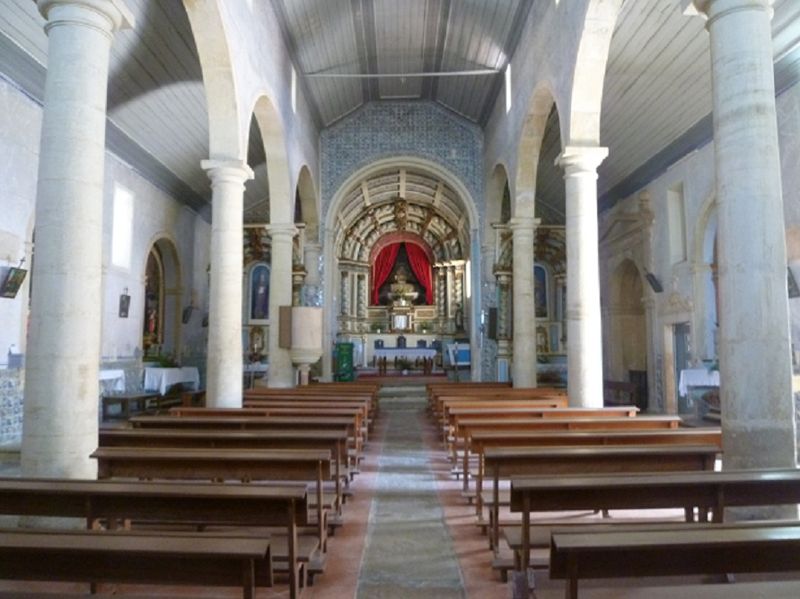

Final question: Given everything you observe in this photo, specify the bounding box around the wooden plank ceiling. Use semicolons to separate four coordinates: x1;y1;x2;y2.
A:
1;0;800;225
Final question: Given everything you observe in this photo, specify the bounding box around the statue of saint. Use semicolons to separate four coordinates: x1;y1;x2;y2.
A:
389;268;418;306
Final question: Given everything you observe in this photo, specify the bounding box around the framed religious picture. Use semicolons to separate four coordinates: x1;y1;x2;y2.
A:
0;267;27;299
248;263;270;323
118;293;131;318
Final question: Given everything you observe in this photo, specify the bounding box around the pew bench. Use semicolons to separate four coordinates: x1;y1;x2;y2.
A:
0;477;309;599
0;528;271;599
550;523;800;599
454;416;684;485
532;580;800;599
90;447;332;571
99;427;349;517
484;444;719;564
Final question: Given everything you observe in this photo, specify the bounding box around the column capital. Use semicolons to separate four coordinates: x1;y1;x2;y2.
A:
683;0;773;24
266;223;298;238
556;146;609;174
39;0;135;33
202;159;254;185
508;216;539;232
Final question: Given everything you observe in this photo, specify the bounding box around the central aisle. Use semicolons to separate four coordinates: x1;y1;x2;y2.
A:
357;385;465;598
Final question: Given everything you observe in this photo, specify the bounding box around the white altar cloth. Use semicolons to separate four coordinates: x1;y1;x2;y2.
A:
144;366;200;395
99;369;126;392
374;348;437;361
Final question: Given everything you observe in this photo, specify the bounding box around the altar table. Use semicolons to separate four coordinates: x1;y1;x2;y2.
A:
144;366;200;395
374;348;437;362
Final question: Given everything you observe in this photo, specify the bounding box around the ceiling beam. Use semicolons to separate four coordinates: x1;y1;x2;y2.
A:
351;0;380;102
423;0;450;100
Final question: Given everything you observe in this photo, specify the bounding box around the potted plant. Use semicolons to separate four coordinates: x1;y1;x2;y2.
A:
397;357;412;375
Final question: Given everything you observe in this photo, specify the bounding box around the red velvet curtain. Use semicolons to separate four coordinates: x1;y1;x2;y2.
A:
405;243;433;304
371;243;401;304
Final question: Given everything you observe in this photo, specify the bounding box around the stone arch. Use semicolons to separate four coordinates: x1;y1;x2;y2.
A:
514;82;560;218
248;95;292;223
486;163;510;241
141;236;182;357
566;0;624;145
183;0;243;160
692;195;719;361
296;165;319;242
607;258;647;381
322;156;481;379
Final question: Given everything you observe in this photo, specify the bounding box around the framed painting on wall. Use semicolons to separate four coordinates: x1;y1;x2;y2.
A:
248;263;270;323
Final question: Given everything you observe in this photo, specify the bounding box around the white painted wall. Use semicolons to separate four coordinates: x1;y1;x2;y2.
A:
0;74;210;369
0;76;40;364
601;77;800;407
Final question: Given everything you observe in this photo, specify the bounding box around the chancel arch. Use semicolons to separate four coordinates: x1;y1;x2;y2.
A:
323;159;479;378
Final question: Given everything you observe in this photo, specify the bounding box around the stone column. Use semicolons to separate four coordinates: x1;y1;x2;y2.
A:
357;274;367;320
690;0;796;471
202;161;253;408
557;146;608;407
22;0;134;479
509;217;538;387
496;271;513;340
267;224;298;388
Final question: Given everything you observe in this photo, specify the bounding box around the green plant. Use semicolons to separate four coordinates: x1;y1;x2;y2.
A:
397;357;413;371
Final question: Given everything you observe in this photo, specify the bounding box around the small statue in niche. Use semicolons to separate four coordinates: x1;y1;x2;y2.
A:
388;268;418;306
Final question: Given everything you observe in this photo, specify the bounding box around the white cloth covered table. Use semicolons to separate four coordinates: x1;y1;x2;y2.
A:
144;366;200;395
374;348;437;361
678;368;719;396
99;369;126;392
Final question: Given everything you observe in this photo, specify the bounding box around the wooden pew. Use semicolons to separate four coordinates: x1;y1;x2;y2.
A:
470;425;716;504
485;444;719;563
0;528;270;599
90;446;332;570
129;415;363;459
0;477;304;597
508;467;800;576
440;399;572;445
549;523;800;599
448;406;638;480
444;405;638;454
431;387;566;420
99;428;348;516
454;415;682;473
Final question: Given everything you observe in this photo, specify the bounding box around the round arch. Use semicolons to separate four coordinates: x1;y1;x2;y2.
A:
566;0;624;145
692;194;719;361
486;163;511;242
514;82;560;218
246;94;292;224
296;165;320;242
322;156;482;380
183;0;243;160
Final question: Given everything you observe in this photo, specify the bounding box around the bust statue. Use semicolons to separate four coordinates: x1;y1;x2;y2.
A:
388;268;418;306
